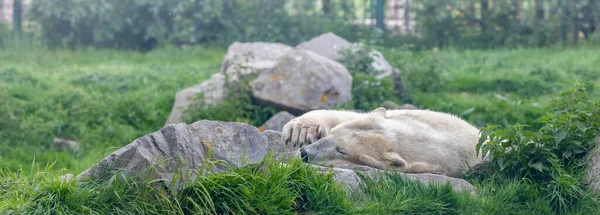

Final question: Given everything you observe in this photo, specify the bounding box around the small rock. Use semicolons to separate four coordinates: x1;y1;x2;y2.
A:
221;42;293;73
263;130;299;161
165;73;226;125
52;137;81;152
76;120;268;190
58;174;74;183
251;50;353;115
259;111;296;132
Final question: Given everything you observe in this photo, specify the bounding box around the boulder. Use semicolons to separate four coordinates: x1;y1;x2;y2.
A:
263;130;300;161
295;32;352;61
224;61;276;82
251;50;353;115
52;137;82;152
165;73;226;125
583;133;600;193
312;164;476;194
76;120;268;190
259;111;296;132
221;42;293;73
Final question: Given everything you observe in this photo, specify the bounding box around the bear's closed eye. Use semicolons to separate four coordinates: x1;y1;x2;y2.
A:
335;146;346;155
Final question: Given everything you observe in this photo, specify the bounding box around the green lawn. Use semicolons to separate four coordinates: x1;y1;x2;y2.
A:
1;46;600;214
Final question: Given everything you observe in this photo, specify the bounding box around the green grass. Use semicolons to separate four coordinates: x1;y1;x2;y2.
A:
2;45;600;214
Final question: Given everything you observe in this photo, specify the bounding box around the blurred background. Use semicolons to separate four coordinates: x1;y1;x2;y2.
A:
2;0;599;50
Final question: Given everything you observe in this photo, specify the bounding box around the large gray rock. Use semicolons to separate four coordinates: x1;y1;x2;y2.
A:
312;164;476;194
224;61;276;82
264;130;299;161
220;42;293;73
251;50;353;115
165;73;226;125
259;111;296;132
583;133;600;193
76;120;268;190
295;33;352;61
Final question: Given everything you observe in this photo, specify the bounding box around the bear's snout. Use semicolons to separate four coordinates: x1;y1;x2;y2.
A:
300;148;309;163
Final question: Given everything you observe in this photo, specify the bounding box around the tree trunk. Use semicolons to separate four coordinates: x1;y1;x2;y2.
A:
375;0;386;31
322;0;332;15
480;0;489;35
13;0;22;38
533;0;544;24
404;0;412;33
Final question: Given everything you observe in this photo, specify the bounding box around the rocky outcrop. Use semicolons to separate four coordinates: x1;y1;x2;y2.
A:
76;121;268;190
251;50;353;115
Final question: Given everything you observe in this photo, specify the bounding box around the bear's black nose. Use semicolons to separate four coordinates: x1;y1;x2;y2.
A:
300;148;308;163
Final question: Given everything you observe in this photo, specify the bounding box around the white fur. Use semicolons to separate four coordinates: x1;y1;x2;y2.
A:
283;107;484;177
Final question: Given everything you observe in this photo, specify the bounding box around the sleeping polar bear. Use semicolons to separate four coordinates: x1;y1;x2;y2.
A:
282;107;485;177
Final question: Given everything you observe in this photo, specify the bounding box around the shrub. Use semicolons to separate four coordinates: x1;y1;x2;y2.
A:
184;72;279;127
476;83;600;212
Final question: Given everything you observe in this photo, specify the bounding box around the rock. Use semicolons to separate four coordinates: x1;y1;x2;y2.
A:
224;61;276;82
58;174;74;183
165;73;226;125
583;133;600;193
251;50;353;115
295;32;352;61
311;164;476;194
52;137;82;152
76;120;268;190
221;42;293;73
264;130;300;161
259;111;296;132
295;32;395;75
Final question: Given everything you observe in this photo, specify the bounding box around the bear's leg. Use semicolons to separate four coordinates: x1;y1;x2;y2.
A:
405;162;446;175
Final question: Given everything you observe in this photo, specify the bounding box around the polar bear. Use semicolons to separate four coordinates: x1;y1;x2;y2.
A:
282;107;484;177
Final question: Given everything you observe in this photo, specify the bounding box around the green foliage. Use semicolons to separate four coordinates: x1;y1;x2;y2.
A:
412;0;600;49
476;83;600;213
2;157;349;214
179;157;349;214
402;50;446;93
338;47;399;111
184;72;279;127
28;0;370;50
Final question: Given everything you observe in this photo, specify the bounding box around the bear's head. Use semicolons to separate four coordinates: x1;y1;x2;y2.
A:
299;107;408;171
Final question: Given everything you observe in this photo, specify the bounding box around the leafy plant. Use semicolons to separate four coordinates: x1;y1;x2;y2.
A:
476;83;600;212
184;70;279;127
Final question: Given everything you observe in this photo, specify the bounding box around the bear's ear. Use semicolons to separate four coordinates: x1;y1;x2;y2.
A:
370;107;387;119
385;152;407;171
